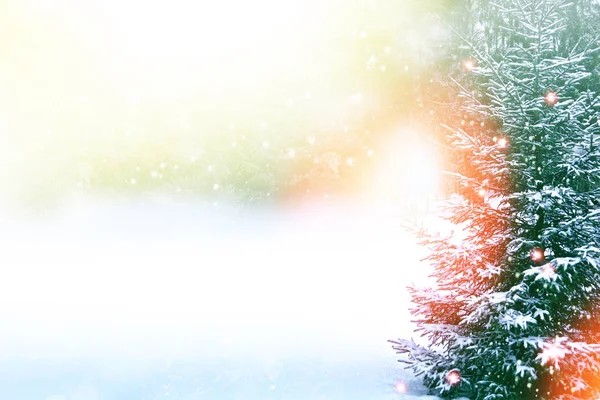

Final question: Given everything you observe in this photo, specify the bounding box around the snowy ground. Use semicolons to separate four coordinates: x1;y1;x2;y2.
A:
0;197;439;399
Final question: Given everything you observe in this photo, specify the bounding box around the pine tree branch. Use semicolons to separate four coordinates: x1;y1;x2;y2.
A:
442;171;504;193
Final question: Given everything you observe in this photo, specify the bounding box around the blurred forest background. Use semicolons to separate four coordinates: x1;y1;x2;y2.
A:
0;0;482;212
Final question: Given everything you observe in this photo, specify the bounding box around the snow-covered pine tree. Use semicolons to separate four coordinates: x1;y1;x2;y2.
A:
390;0;600;398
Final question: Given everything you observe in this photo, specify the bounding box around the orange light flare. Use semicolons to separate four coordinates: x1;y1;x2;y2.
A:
544;91;559;106
530;247;545;264
462;58;477;72
570;313;600;391
477;188;486;198
446;370;461;386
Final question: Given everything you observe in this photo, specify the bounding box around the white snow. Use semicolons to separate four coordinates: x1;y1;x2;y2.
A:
0;197;440;399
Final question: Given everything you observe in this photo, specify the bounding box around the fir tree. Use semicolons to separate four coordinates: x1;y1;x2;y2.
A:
390;1;600;398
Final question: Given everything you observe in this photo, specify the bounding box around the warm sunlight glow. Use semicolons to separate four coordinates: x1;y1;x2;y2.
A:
102;0;328;89
1;0;434;207
370;128;441;209
16;0;333;99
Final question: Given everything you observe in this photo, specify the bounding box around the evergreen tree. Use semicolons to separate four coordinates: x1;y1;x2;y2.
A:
390;1;600;398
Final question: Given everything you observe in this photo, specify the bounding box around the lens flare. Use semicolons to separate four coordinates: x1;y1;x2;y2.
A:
395;381;407;393
544;91;558;106
369;128;441;209
446;370;461;386
462;58;476;72
540;263;556;279
530;248;545;263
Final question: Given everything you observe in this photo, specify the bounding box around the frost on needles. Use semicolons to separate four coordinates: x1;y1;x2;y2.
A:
389;1;600;399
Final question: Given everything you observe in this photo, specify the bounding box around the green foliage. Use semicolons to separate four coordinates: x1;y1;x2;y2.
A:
391;1;600;399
